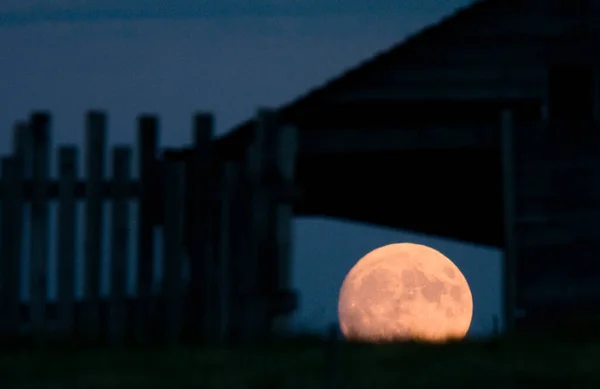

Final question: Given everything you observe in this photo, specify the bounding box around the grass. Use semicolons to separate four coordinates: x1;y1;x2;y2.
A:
1;335;600;388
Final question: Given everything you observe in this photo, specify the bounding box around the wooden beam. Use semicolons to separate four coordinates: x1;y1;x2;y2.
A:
134;114;158;345
108;147;131;345
162;156;186;346
516;215;600;248
29;112;50;344
522;277;600;307
0;158;22;336
83;111;106;345
500;110;517;334
0;180;141;199
0;122;28;336
188;113;216;345
215;162;234;344
300;125;496;153
326;84;541;102
265;122;298;336
56;147;78;339
402;37;587;66
237;109;273;343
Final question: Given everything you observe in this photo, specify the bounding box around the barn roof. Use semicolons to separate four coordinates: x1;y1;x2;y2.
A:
215;0;506;151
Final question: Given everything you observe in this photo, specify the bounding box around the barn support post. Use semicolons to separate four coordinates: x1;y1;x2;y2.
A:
235;112;272;343
500;109;517;334
263;119;299;337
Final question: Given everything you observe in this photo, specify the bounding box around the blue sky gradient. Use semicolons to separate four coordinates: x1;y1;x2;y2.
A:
0;0;452;24
0;0;503;337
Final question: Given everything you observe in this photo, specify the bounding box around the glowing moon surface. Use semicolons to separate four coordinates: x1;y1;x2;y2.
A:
338;243;473;343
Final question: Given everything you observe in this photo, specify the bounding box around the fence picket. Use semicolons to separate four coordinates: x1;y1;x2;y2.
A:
0;157;22;336
83;111;106;345
108;147;131;345
135;115;158;345
0;109;297;348
29;112;51;343
162;152;186;345
56;147;78;338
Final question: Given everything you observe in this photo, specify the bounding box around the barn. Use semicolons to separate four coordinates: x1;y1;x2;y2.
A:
209;0;600;337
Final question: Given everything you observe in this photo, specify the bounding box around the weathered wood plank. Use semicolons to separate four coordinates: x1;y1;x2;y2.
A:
300;125;496;154
216;162;234;344
500;110;517;332
0;179;290;201
517;240;600;310
188;113;216;344
29;112;51;342
108;147;131;345
135;114;158;345
226;160;245;343
0;180;141;199
0;158;22;335
331;83;541;102
516;214;600;248
400;36;592;66
381;66;543;82
56;147;78;338
0;122;29;335
521;275;600;309
516;183;600;215
83;111;106;345
266;123;298;335
237;109;273;342
162;154;186;345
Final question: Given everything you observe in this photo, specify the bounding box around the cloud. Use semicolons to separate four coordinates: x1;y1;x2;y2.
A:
0;0;458;25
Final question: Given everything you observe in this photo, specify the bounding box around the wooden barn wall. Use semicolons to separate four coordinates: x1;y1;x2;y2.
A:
316;0;600;103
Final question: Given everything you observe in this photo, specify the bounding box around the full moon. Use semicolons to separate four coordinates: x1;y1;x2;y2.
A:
338;243;473;343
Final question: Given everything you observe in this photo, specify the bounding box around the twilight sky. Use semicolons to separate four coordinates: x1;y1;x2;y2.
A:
0;0;503;337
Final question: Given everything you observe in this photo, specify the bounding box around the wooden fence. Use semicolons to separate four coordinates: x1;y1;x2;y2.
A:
0;109;299;347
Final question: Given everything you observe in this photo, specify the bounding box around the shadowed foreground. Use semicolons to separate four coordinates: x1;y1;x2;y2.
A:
2;335;600;389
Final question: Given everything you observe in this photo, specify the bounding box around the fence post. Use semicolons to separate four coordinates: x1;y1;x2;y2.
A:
83;111;106;345
0;157;22;338
226;159;246;344
135;115;158;345
29;112;51;343
215;162;235;344
56;147;78;340
108;147;131;345
188;113;216;344
162;152;186;346
0;122;29;340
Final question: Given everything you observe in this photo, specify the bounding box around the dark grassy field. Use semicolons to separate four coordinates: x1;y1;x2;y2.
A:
1;335;599;389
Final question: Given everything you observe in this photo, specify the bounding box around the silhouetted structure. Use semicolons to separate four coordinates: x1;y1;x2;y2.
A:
0;110;298;347
0;108;299;347
1;0;599;345
214;0;600;335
